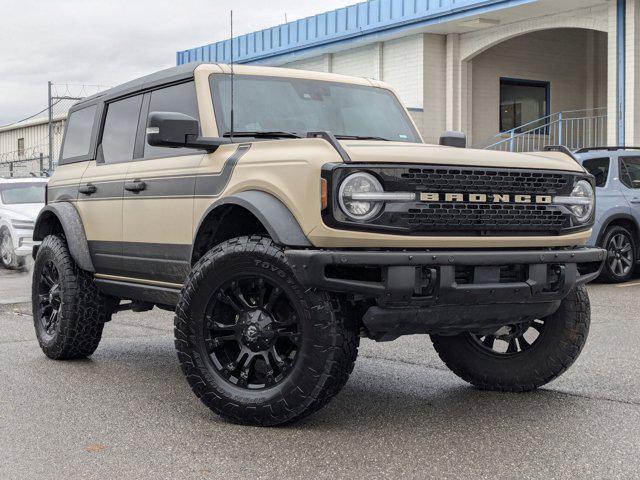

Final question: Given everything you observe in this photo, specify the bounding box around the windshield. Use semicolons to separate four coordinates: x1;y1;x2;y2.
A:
0;183;46;205
210;74;421;143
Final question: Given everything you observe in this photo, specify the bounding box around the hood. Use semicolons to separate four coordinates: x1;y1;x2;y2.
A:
339;141;585;172
0;203;43;222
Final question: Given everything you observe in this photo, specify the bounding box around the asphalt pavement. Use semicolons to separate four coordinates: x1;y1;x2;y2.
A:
1;266;639;479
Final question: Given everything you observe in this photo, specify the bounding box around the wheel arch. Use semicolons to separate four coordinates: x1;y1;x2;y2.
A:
596;213;640;248
191;191;311;264
33;203;95;272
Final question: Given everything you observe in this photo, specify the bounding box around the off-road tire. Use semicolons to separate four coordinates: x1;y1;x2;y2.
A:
599;225;636;283
431;285;590;392
32;235;113;360
0;227;25;270
174;236;359;426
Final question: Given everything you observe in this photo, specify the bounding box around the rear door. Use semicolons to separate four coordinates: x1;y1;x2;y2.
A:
77;94;143;277
619;156;640;210
121;81;205;285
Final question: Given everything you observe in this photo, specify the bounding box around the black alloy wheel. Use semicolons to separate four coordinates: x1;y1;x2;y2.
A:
431;286;590;392
204;276;301;390
470;319;546;357
36;260;62;339
175;236;359;426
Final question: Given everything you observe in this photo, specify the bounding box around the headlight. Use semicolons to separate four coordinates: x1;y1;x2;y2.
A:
338;172;384;221
555;179;594;224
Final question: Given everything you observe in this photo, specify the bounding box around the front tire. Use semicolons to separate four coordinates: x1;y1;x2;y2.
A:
431;286;590;392
32;235;114;360
174;236;359;426
0;227;24;270
599;225;636;283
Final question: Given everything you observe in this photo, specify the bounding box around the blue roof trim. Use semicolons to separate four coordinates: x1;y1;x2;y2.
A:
177;0;538;66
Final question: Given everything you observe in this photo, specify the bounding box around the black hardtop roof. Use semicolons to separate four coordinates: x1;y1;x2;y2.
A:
71;62;204;111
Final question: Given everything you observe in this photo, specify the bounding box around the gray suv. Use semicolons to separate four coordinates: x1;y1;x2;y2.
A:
576;147;640;282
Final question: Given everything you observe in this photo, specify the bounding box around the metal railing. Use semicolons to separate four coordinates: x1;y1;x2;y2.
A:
474;108;608;152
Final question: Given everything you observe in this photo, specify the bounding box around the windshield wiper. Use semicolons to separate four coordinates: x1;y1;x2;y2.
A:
223;131;302;139
334;135;390;141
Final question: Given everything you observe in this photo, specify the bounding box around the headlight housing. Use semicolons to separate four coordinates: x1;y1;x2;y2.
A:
555;179;594;224
338;172;384;221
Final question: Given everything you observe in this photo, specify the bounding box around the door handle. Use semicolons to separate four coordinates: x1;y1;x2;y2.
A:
631;198;640;204
124;180;147;193
78;183;97;195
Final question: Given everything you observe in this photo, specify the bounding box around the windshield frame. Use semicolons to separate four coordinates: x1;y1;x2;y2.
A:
0;182;47;205
209;73;422;143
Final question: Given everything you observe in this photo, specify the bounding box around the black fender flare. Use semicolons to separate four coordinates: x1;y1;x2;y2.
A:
33;203;95;272
193;191;311;252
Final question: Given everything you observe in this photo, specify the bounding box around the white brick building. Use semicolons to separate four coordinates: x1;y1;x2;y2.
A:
178;0;639;152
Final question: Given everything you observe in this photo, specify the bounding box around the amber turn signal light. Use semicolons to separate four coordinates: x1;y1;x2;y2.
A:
321;178;328;210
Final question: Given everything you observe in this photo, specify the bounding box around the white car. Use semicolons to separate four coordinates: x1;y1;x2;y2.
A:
0;177;48;269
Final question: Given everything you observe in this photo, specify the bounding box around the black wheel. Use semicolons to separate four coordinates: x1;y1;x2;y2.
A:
0;227;24;270
431;286;590;392
175;236;359;426
32;235;114;360
599;225;636;283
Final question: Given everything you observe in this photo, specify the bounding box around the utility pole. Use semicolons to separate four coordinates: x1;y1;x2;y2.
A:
47;81;53;170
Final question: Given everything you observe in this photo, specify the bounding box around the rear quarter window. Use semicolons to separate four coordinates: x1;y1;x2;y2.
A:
61;105;97;160
582;157;610;188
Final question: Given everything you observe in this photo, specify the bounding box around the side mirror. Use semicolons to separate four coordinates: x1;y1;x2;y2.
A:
439;131;467;149
146;111;230;152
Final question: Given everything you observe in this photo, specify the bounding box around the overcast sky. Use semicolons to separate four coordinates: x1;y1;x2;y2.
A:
0;0;353;125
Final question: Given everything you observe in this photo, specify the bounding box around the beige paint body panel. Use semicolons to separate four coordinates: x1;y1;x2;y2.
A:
191;139;591;249
124;154;205;245
49;64;592;256
77;161;128;243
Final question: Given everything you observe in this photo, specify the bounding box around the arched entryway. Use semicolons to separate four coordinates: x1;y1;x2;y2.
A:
466;28;608;150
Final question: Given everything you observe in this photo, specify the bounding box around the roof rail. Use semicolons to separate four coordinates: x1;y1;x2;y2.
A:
575;146;640;154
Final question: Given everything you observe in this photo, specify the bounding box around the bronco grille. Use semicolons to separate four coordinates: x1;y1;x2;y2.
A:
326;164;585;236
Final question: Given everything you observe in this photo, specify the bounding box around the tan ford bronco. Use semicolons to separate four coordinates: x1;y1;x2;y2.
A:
32;63;605;426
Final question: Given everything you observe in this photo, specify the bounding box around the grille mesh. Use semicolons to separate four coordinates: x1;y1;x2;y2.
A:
398;203;568;232
398;168;570;195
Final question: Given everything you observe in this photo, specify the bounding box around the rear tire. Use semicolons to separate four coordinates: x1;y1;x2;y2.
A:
431;286;590;392
0;227;24;270
32;235;114;360
174;236;359;426
599;225;636;283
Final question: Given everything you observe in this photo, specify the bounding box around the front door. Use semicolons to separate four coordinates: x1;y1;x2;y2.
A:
121;81;204;285
77;94;143;277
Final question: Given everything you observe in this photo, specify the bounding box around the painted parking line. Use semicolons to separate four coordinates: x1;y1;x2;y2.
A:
616;281;640;288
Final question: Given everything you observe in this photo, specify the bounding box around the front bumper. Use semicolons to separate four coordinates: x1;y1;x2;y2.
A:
286;247;606;340
11;230;36;257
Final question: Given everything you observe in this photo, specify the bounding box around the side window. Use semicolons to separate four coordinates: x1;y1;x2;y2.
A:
582;157;610;188
61;105;97;160
101;95;143;164
144;81;201;159
620;157;640;189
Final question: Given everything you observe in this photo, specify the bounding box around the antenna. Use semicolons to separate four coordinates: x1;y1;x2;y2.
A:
230;10;235;142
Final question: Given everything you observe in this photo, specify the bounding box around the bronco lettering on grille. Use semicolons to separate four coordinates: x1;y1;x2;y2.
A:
419;193;553;204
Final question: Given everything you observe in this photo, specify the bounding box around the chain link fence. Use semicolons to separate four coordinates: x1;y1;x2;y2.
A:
0;83;109;178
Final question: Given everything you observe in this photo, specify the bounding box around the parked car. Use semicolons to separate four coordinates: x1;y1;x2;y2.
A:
0;177;48;269
575;147;640;282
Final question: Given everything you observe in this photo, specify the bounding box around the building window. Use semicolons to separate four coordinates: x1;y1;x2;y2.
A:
17;138;25;157
500;78;550;133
